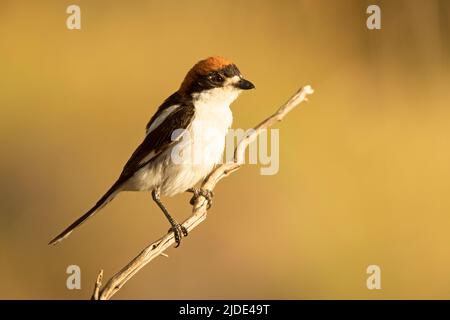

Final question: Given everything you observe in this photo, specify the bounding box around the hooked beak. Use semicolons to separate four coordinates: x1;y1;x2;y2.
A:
235;78;255;90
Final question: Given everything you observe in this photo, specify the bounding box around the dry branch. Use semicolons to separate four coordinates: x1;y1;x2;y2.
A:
92;85;314;300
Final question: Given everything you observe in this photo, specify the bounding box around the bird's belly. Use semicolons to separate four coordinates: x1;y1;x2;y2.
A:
158;123;227;196
127;102;232;196
128;125;227;196
158;104;232;196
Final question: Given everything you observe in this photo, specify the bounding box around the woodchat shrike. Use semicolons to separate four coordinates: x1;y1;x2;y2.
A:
49;56;255;247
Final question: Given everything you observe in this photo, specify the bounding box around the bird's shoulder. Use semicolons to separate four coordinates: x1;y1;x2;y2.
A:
145;92;190;133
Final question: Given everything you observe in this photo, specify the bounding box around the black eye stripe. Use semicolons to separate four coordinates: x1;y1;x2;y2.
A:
208;72;224;83
222;64;240;77
185;64;242;95
206;64;240;83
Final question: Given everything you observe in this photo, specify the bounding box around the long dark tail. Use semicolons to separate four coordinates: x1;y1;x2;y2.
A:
49;181;123;245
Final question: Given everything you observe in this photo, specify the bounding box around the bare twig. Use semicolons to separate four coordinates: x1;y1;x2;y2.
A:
92;85;314;300
91;269;103;300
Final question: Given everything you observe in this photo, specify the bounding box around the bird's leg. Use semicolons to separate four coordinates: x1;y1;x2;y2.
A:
151;189;187;248
187;188;214;209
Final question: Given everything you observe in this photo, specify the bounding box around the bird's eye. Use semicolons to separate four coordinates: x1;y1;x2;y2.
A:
208;72;224;83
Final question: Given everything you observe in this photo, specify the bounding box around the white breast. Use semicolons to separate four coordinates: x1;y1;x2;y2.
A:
189;96;233;167
159;88;237;196
128;86;239;197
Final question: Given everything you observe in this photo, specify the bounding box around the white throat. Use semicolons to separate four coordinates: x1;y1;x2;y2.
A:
192;86;241;109
192;87;239;134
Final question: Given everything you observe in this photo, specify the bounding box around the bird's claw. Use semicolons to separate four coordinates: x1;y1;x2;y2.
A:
188;188;214;209
168;223;188;248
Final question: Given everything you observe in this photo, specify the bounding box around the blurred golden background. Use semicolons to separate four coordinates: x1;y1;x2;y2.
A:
1;0;450;299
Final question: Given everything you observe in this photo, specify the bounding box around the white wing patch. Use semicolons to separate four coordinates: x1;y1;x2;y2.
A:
146;104;181;135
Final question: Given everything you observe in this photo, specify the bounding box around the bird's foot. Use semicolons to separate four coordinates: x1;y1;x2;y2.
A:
168;223;188;248
187;188;214;209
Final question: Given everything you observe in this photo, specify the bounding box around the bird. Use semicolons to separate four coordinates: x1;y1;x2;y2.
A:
49;56;255;247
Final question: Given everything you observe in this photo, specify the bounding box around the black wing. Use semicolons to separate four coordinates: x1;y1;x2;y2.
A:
119;102;195;179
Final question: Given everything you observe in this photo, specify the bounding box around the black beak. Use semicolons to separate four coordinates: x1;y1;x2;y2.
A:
236;78;255;90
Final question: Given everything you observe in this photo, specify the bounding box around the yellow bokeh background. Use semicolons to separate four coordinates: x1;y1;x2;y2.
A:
1;0;450;299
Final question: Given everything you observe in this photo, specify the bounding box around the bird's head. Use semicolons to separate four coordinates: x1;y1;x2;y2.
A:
179;56;255;104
